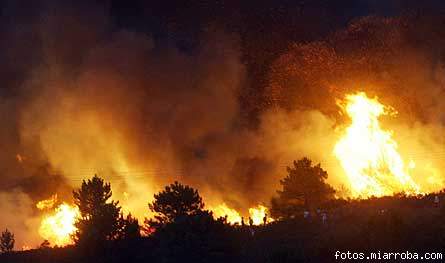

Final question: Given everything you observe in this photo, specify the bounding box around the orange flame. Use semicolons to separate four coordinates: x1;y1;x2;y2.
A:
249;205;274;225
334;92;420;197
211;203;242;224
16;154;25;163
211;203;274;225
36;194;58;210
38;203;80;246
21;245;32;251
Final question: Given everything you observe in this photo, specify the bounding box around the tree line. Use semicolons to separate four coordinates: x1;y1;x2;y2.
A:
1;157;337;253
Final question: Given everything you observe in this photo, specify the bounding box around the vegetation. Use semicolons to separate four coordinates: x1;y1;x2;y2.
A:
0;229;14;253
146;181;205;229
39;240;50;249
2;159;445;262
118;214;141;240
73;175;121;246
271;157;336;219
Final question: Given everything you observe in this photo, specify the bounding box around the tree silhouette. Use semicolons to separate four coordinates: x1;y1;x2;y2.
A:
73;175;121;245
271;157;335;219
39;240;50;249
117;213;141;240
0;229;14;253
147;181;205;228
152;210;237;262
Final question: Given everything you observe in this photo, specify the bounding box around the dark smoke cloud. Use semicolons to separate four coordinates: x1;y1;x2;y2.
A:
267;15;445;123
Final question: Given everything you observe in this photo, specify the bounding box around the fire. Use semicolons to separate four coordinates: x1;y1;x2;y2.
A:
334;92;420;197
211;204;274;225
36;194;58;210
22;245;31;251
16;153;25;163
249;205;274;225
212;203;242;224
38;203;80;246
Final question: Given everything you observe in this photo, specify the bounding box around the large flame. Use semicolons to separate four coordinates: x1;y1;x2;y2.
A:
38;203;80;246
211;203;274;225
212;203;242;224
334;92;420;197
249;205;274;225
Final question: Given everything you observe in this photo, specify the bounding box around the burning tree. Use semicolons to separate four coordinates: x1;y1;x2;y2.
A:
271;158;335;219
0;229;14;253
147;181;205;229
73;175;121;246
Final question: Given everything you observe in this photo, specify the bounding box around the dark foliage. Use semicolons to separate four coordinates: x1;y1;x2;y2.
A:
147;181;205;229
117;213;141;240
73;175;121;246
39;240;50;249
271;157;336;219
151;210;240;263
0;229;14;253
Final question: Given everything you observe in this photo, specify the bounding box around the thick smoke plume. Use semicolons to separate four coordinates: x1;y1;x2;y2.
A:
0;3;444;247
266;15;445;192
1;2;247;246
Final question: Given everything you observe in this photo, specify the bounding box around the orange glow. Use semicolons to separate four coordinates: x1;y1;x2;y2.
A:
22;245;32;251
38;203;80;246
249;205;274;225
36;195;58;210
22;106;158;222
211;204;274;225
16;154;25;163
211;203;242;224
334;92;420;197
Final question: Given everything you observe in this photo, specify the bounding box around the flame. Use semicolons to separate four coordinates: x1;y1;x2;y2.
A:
249;205;274;225
16;154;25;163
211;203;242;224
211;204;274;225
38;203;80;246
36;194;58;210
334;92;420;197
22;245;32;251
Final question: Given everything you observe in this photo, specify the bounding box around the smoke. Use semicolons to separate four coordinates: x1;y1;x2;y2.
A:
0;191;41;249
0;2;445;246
267;15;445;121
266;15;445;192
17;8;246;218
0;2;248;246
